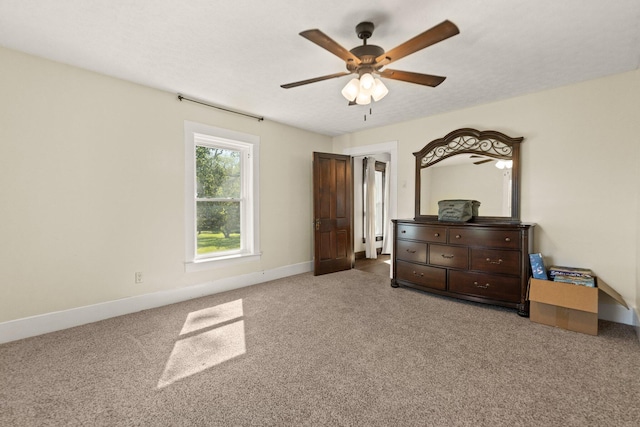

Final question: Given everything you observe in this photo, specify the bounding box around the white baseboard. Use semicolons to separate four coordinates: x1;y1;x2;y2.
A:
0;261;312;344
598;301;639;327
2;262;635;345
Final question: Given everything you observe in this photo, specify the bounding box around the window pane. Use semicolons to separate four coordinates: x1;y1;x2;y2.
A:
196;146;241;198
196;201;241;254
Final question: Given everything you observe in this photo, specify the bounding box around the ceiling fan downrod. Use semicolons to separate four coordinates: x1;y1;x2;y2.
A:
350;22;385;69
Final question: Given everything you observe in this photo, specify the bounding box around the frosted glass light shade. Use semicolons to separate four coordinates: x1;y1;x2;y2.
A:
355;92;371;105
371;78;389;101
341;78;360;101
359;73;375;91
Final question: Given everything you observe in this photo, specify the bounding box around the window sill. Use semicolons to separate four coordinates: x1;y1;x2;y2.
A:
185;252;262;273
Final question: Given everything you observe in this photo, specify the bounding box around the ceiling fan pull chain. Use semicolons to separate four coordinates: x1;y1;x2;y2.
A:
364;107;374;122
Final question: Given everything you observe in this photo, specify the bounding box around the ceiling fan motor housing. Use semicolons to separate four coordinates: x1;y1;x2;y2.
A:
349;44;385;68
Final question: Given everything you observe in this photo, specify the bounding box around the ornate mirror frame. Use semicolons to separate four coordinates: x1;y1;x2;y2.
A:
414;128;524;222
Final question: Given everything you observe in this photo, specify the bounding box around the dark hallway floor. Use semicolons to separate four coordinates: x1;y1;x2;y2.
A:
354;254;391;278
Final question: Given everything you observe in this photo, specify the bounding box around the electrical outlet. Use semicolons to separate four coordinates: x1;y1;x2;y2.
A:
135;272;143;283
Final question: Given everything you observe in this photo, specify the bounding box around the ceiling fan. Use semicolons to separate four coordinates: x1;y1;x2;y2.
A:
281;20;460;105
470;155;493;165
470;155;513;169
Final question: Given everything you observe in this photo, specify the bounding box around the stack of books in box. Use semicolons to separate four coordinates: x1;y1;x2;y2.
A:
548;266;595;287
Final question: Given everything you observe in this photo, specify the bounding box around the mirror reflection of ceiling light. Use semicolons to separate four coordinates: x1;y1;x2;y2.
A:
495;160;513;169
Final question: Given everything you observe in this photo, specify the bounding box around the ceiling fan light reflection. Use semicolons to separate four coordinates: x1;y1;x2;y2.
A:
495;160;513;169
371;78;389;101
341;78;360;101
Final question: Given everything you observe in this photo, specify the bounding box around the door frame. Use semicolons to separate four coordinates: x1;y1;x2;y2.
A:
343;141;399;254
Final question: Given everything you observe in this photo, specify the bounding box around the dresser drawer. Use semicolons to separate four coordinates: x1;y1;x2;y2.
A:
429;244;468;269
448;227;520;249
396;240;427;263
397;224;447;243
449;271;521;303
396;261;446;290
470;248;520;275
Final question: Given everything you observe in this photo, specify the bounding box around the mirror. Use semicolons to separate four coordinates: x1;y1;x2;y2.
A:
414;128;523;222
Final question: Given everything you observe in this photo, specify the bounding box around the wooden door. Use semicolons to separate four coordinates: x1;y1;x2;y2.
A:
313;152;353;275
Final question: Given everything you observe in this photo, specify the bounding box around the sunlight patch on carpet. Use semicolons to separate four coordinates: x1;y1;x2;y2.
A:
179;299;244;335
158;300;246;388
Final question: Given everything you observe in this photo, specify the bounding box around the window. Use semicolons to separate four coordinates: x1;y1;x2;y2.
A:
184;122;260;270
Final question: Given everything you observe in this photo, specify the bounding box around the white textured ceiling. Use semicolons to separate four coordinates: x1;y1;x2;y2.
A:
1;0;639;136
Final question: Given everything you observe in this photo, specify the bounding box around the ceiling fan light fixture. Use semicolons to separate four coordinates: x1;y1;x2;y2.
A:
341;78;360;101
371;78;389;102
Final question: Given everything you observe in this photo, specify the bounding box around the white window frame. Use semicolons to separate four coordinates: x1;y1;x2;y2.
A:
184;121;260;272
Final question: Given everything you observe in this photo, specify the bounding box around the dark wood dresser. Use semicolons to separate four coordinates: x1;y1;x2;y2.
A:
392;219;535;316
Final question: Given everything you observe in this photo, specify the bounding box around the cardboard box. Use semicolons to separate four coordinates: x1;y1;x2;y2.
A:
528;278;628;335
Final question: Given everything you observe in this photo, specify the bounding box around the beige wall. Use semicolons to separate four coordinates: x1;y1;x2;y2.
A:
334;69;640;309
0;46;332;323
2;43;638;326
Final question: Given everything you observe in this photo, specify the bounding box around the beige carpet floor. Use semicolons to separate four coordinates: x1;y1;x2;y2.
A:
1;269;638;426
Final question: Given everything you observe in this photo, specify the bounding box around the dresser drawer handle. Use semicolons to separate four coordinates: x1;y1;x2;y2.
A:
474;281;490;289
455;234;461;239
401;230;406;234
412;271;424;277
434;233;440;237
441;254;455;259
406;249;416;254
505;237;511;242
486;258;503;265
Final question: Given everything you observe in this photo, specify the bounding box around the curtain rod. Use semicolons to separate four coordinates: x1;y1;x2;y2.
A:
177;94;264;122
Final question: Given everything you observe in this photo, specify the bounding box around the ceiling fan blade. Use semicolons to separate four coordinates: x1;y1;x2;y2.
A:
281;72;351;89
300;29;361;65
378;69;446;87
376;20;459;66
474;159;493;165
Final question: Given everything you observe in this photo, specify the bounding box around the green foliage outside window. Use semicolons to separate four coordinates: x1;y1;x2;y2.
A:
196;146;241;253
